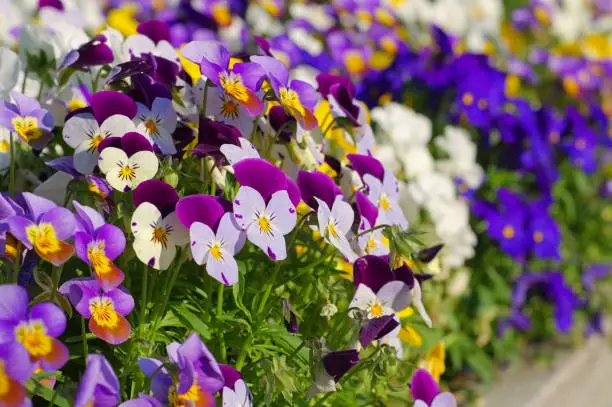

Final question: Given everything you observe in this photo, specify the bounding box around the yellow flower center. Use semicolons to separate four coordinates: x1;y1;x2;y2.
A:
209;242;223;260
380;194;391;211
326;222;338;238
367;238;377;252
502;225;515;239
370;303;383;317
145;119;159;136
219;72;250;103
478;99;488;110
257;215;272;234
12;116;43;143
87;242;112;275
15;320;52;357
26;223;61;255
220;99;239;119
575;138;586;150
0;140;9;153
533;231;544;243
152;226;169;247
212;3;231;27
88;135;104;152
261;0;280;16
89;297;119;329
534;6;550;25
0;361;9;396
462;92;474;106
169;383;202;406
67;99;87;111
118;164;137;182
280;87;307;116
344;50;366;75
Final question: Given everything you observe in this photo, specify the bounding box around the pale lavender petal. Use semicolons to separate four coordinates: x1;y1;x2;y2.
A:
73;201;105;234
58;278;101;318
233;186;265;230
106;287;135;316
377;281;411;312
0;284;29;322
29;302;66;337
207;253;238;285
95;224;126;260
182;40;230;68
232;62;265;91
40;207;76;240
431;393;457;407
10;91;41;116
290;80;318;110
20;192;56;222
266;190;296;235
189;222;215;265
7;216;35;249
215;212;243;254
250;55;289;86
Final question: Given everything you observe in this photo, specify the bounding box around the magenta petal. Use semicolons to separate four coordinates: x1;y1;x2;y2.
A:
355;191;378;228
133;180;179;216
353;255;394;292
121;132;154;156
0;284;28;322
234;158;287;202
219;364;243;390
316;73;354;99
176;194;225;231
59;278;101;318
29;302;66;337
91;90;138;123
411;369;440;404
137;20;171;44
98;136;121;152
297;170;342;210
347;154;385;182
105;287;135;316
285;176;302;207
40;207;76;240
95;224;126;260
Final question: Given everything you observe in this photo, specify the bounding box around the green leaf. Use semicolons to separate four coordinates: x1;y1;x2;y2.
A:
174;305;212;340
26;379;71;407
232;263;252;321
33;268;53;290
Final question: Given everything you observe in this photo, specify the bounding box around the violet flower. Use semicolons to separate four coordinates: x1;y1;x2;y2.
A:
74;354;121;407
220;364;253;407
411;368;456;407
0;339;33;407
0;284;69;372
307;349;360;398
0;91;54;150
60;278;134;344
59;34;114;70
134;96;177;155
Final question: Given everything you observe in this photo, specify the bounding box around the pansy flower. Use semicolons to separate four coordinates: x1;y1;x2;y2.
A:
63;90;137;175
355;191;388;256
410;368;457;407
232;158;298;260
131;180;188;270
119;395;163;407
205;85;255;137
58;34;114;70
0;284;69;372
297;170;357;262
73;201;126;291
192;117;241;164
181;40;265;116
134;97;178;155
98;132;159;192
177;194;244;285
74;354;121;407
0;339;33;407
220;137;260;165
220;364;253;407
7;194;76;266
123;20;179;64
307;348;360;398
317;73;361;126
60;278;134;344
138;333;223;405
361;167;408;231
252;55;318;131
0;91;54;150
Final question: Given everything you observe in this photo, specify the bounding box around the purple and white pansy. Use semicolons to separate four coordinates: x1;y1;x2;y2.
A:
134;97;177;155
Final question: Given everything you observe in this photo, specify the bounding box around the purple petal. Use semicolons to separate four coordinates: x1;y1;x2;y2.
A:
219;364;243;390
250;55;289;87
355;191;378;229
289;79;318;110
182;40;230;68
71;40;114;69
377;281;411;312
40;207;76;240
74;231;92;264
232;62;265;91
10;91;41;116
297;170;342;210
46;156;80;177
95;224;126;260
7;216;36;249
0;284;29;322
73;201;105;234
58;278;101;318
316;73;354;99
137;20;171;44
74;354;120;407
39;0;64;10
20;192;57;222
177;332;224;394
138;358;167;378
133;180;179;217
411;369;439;404
0;342;34;383
29;302;66;337
91;90;138;123
353;255;394;293
322;349;360;382
285;176;302;208
347;154;384;182
234;158;287;203
121;132;154;156
105;287;135;316
360;316;399;348
176;194;226;231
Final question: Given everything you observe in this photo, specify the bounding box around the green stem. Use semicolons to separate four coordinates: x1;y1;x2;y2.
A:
21;67;28;94
81;316;88;362
235;335;252;371
151;253;185;333
349;224;388;242
139;264;149;336
9;132;16;197
216;284;227;363
50;265;63;302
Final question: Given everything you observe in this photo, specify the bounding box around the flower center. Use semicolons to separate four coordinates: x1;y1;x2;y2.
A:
12;116;43;142
89;297;119;329
219;72;249;103
280;87;307;116
209;242;224;260
262;0;280;16
88;181;108;198
145;119;159;136
344;50;366;75
26;223;61;255
15;320;52;357
68;99;87;111
152;225;170;247
326;222;339;238
257;214;273;234
212;3;231;26
462;92;474;106
503;225;515;239
87;242;113;275
370;303;383;317
88;134;105;152
380;194;391;211
220;98;240;119
533;231;544;243
118;164;137;181
0;361;9;396
367;238;377;252
0;140;9;153
169;383;202;407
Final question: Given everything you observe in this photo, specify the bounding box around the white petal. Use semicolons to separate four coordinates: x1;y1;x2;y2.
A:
377;281;411;312
162;211;188;247
157;244;177;271
329;233;358;263
216;212;243;254
122;34;155;57
315;197;331;235
156;40;179;63
233;186;265;230
431;393;457;407
73;140;100;175
363;173;383;202
207;252;238;285
133;236;163;269
189;222;215;265
412;282;432;328
131;202;162;238
414;400;429;407
63;113;98;148
246;224;286;260
266;190;296;235
330;197;354;234
98;147;128;174
350;284;377;312
129;150;159;186
99;114;136;138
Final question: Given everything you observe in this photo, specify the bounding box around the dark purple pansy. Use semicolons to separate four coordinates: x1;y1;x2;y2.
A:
98;132;153;157
59;35;114;70
297;170;343;210
322;349;360;382
346;154;385;182
234;158;288;202
360;315;399;348
133;180;179;217
91;90;138;123
176;194;228;231
192;118;241;163
282;298;299;334
353;255;415;292
137;20;171;44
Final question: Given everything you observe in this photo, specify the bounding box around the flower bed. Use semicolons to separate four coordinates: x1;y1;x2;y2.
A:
0;0;611;406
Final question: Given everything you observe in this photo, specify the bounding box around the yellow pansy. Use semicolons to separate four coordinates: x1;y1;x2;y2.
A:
423;341;446;381
107;4;139;37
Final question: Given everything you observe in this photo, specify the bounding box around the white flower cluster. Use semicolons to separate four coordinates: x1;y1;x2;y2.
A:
372;102;483;268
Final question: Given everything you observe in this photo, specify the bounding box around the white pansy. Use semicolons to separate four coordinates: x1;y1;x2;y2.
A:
122;34;179;64
135;98;178;155
0;47;20;100
435;126;484;188
98;148;159;192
